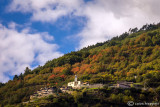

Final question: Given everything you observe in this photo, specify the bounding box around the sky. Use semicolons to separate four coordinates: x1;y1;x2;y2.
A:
0;0;160;83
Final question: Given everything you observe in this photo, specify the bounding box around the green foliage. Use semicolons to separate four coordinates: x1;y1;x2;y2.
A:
0;82;4;88
1;23;160;106
80;75;90;81
24;67;31;76
13;75;19;80
47;95;54;101
32;66;42;74
62;69;72;75
156;86;160;95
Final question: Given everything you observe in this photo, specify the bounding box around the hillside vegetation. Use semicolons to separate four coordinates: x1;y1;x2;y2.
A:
1;23;160;106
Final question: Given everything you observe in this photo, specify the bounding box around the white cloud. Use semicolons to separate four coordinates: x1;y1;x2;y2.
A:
8;0;160;49
8;0;83;22
40;32;54;42
75;0;160;48
0;23;63;83
8;22;19;29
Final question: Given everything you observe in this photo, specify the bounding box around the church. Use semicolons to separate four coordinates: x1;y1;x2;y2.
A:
68;75;82;88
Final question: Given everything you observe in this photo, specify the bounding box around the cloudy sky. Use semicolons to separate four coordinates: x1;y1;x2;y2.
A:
0;0;160;83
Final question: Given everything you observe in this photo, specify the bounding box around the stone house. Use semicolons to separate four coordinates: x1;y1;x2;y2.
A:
30;87;56;100
116;81;133;88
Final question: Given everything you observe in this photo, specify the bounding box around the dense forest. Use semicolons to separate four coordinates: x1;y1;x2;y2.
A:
1;23;160;107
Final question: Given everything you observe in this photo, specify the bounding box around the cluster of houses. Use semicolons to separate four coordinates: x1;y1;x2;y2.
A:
110;81;133;88
30;75;135;100
67;75;133;89
30;87;57;100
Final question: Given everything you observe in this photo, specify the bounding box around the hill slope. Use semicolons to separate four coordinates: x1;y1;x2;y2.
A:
1;23;160;106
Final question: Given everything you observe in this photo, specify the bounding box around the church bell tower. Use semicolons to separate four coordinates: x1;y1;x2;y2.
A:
75;75;77;82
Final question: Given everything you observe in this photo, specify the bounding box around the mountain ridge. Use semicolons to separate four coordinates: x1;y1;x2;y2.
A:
1;23;160;106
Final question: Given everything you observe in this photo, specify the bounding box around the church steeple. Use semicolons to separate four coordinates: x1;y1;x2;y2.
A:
75;75;77;82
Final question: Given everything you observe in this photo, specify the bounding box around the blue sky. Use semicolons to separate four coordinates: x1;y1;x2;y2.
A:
0;0;160;83
0;0;85;54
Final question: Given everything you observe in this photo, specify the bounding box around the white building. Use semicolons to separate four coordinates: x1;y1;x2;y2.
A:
68;75;82;88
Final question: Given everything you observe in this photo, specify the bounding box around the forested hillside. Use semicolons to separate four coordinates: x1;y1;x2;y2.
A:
1;23;160;106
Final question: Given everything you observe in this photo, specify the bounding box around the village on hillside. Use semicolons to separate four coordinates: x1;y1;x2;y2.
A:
29;75;143;101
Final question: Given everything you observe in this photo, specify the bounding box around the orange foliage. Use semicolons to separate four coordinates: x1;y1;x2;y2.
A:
52;67;65;73
91;53;102;62
72;64;98;74
85;67;91;73
48;74;56;80
79;64;92;74
127;70;136;77
60;74;65;78
102;46;118;53
47;83;50;86
16;80;21;84
79;64;90;73
72;63;81;67
71;67;80;74
135;34;146;44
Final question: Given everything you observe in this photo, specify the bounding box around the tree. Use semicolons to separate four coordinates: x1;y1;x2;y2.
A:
48;95;54;101
140;24;148;31
0;82;4;88
19;73;23;80
13;75;19;80
32;65;42;74
118;32;129;40
156;86;160;95
152;35;160;45
131;27;138;33
144;37;153;46
24;67;31;76
63;69;72;75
